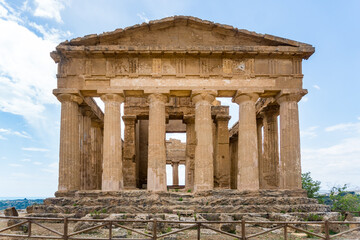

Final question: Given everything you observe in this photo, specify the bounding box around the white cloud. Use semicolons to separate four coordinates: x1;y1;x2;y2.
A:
300;126;318;138
33;0;68;23
0;3;70;127
11;172;31;178
9;163;23;167
21;158;31;162
313;84;320;90
302;96;309;102
33;161;42;165
302;119;360;189
0;128;31;139
137;12;150;23
22;147;49;152
325;122;360;132
0;135;7;140
0;0;23;23
41;162;58;174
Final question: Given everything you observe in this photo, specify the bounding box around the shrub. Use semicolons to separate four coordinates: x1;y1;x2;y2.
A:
330;185;360;212
302;172;321;198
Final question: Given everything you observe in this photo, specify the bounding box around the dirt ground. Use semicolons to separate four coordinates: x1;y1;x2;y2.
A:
0;212;360;239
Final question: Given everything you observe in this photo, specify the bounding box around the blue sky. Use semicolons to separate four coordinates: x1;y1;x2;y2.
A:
0;0;359;197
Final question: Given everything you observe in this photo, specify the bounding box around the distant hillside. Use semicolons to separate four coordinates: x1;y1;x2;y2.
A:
0;198;44;210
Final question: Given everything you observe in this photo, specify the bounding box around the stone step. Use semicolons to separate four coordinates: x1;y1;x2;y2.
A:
28;203;330;216
44;196;319;207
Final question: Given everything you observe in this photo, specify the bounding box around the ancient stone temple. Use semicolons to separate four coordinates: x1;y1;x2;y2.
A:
50;16;313;201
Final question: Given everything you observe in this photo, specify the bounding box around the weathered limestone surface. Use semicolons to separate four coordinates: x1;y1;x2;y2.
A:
214;115;231;188
147;94;168;192
57;93;82;191
123;115;137;189
233;92;260;191
90;121;103;190
80;107;92;190
33;189;329;216
192;91;216;191
166;138;185;165
172;162;179;186
136;120;149;188
101;93;124;191
184;116;195;190
256;118;263;188
261;106;280;189
278;93;304;190
51;17;315;204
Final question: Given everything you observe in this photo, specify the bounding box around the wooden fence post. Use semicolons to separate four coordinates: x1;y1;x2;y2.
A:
284;224;287;240
153;219;157;240
197;222;201;240
27;220;31;238
324;220;330;240
63;217;68;240
109;221;112;240
241;219;246;240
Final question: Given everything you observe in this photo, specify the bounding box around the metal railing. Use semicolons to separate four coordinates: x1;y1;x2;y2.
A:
0;215;359;239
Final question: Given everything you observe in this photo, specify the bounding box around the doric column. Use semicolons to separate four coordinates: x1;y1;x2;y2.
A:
57;93;83;191
123;115;137;189
214;115;231;188
80;107;93;190
256;118;264;188
172;161;179;186
261;105;280;189
90;121;103;190
100;93;124;191
183;115;195;190
147;93;168;192
277;92;304;189
191;91;216;191
233;92;260;191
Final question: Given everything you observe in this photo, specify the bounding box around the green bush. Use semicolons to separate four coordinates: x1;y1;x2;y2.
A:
302;172;321;198
330;185;360;212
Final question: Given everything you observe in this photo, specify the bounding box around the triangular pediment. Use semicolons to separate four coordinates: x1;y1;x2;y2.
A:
61;16;312;50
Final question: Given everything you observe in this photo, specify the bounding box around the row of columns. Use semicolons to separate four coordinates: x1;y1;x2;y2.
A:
57;90;303;192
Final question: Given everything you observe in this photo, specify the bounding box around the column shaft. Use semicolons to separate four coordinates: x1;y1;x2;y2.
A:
192;91;216;191
278;95;302;189
80;108;93;190
147;94;168;192
123;115;137;189
101;94;124;191
234;93;260;191
257;118;264;188
57;94;82;191
261;107;280;189
214;115;231;188
172;162;179;186
184;116;195;190
90;121;103;190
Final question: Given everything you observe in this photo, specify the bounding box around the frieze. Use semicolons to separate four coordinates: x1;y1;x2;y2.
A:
59;56;300;81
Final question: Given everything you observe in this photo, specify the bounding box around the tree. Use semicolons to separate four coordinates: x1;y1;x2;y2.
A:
301;172;321;198
329;185;360;212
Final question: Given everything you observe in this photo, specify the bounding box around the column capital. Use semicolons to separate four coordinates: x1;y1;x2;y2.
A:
232;92;259;104
183;114;195;124
191;90;217;104
57;93;83;105
256;117;263;125
100;93;124;103
215;114;231;122
122;115;137;124
263;105;280;117
276;90;307;104
147;93;168;103
91;120;103;128
80;106;95;118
